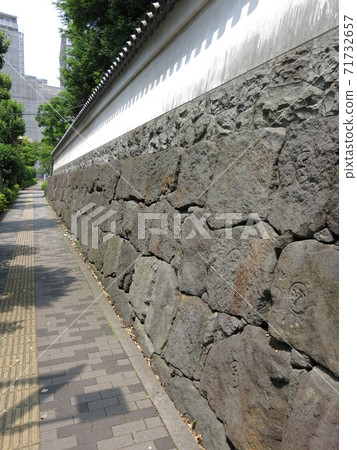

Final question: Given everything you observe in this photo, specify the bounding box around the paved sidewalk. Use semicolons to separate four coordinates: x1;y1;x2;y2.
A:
0;185;199;450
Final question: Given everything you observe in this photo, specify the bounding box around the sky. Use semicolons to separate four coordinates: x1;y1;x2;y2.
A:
2;0;62;87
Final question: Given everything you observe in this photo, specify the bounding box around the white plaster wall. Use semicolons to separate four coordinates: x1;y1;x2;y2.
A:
53;0;338;170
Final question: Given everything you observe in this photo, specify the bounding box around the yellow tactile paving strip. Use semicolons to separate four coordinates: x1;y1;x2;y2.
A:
0;193;40;449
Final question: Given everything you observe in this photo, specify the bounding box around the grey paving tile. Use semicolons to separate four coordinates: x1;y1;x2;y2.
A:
73;408;107;423
124;407;158;422
145;417;163;429
76;427;113;445
128;384;146;394
57;421;93;439
134;426;169;444
41;435;77;449
112;419;146;436
97;434;135;449
154;436;177;450
87;396;119;411
91;414;126;430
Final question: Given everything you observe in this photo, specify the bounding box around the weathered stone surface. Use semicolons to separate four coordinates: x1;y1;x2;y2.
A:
129;202;151;255
235;63;274;115
206;223;278;324
273;42;311;85
281;367;338;449
100;162;122;201
147;200;178;263
307;28;339;89
133;318;155;358
102;236;139;292
268;116;338;237
105;199;140;240
107;286;134;327
128;257;161;322
128;257;180;354
177;114;215;148
115;157;146;201
176;208;211;297
254;83;324;127
206;128;286;228
102;235;122;278
163;295;216;380
144;261;179;354
313;227;335;243
290;349;312;370
274;233;294;255
129;199;177;262
87;234;105;272
144;147;181;204
215;313;246;343
324;80;339;116
200;325;290;449
86;162;121;201
115;147;180;204
152;358;230;450
172;140;218;208
269;240;338;375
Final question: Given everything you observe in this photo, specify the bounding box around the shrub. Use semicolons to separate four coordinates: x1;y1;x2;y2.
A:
3;186;15;202
41;180;47;191
0;193;6;212
21;177;37;188
0;183;20;211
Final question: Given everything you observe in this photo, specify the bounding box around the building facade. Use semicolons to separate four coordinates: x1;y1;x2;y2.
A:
0;11;61;142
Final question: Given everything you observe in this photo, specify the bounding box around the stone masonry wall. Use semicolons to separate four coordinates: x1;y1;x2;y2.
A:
47;29;339;449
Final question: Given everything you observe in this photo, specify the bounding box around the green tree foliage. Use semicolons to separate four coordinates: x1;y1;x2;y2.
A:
0;97;25;145
37;142;53;175
18;136;39;166
0;32;32;199
56;0;152;114
0;144;25;188
36;91;73;147
0;32;26;145
34;0;152;170
0;30;9;70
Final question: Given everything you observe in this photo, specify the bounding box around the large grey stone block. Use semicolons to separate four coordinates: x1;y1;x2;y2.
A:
206;223;278;324
129;256;161;322
129;257;180;354
129;199;177;263
172;140;218;208
115;147;180;204
163;295;216;380
268;116;338;237
152;358;230;450
176;208;211;297
205;128;286;228
282;367;338;449
144;261;180;354
200;325;290;449
269;240;338;375
102;235;139;292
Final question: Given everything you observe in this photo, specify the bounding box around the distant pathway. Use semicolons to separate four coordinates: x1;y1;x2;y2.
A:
0;184;198;450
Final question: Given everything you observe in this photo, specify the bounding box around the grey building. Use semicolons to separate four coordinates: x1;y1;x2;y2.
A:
0;11;61;142
59;35;71;88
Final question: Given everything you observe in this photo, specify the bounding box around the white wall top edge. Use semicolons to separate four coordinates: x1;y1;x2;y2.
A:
53;0;338;171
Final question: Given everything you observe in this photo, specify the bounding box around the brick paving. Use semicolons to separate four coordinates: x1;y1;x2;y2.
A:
0;185;199;450
0;192;39;449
